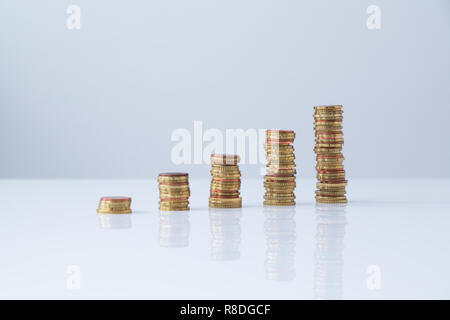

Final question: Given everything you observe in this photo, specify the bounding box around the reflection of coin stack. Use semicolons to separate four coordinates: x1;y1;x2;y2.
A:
96;196;132;214
264;206;296;281
314;204;347;300
314;105;347;203
97;214;132;229
209;209;242;261
159;211;190;248
264;130;296;206
158;173;190;211
209;154;242;208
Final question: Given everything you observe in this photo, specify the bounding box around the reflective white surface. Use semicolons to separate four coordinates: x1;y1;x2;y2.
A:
0;179;449;299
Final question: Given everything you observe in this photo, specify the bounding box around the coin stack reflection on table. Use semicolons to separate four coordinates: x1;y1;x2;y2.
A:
209;154;242;208
314;204;347;299
209;209;242;261
314;105;347;203
159;211;190;247
264;206;296;281
158;173;190;211
96;196;132;214
263;130;297;206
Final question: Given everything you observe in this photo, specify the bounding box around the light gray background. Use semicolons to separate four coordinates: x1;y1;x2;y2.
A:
1;0;449;179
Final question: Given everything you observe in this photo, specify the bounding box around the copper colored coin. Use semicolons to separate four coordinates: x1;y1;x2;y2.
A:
317;169;345;173
210;189;239;193
266;130;295;134
100;196;131;202
318;179;348;183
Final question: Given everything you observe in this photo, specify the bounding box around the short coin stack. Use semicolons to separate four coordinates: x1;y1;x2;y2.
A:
158;172;190;211
314;105;347;203
97;197;131;214
264;130;296;206
97;196;132;214
209;154;242;208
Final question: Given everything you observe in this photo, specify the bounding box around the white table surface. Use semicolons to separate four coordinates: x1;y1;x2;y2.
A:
0;178;449;299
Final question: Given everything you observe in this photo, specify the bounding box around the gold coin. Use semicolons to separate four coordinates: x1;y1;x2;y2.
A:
264;175;296;181
315;142;344;148
211;164;239;169
317;173;346;179
316;158;344;164
314;125;343;130
316;199;347;204
316;182;347;189
315;189;346;195
264;194;296;199
266;168;297;175
209;203;242;209
159;191;191;197
210;154;240;165
210;173;241;180
316;166;345;171
314;148;343;154
97;209;132;214
266;156;296;162
264;200;296;206
265;144;295;150
158;172;189;181
158;202;190;207
314;113;342;118
159;207;190;211
314;105;343;110
159;205;189;211
264;181;296;186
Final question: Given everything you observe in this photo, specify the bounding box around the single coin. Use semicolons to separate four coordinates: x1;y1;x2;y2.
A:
99;196;131;202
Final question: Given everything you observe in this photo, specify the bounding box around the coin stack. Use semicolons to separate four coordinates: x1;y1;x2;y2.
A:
264;130;296;206
209;154;242;208
96;196;132;214
158;172;190;211
314;105;347;204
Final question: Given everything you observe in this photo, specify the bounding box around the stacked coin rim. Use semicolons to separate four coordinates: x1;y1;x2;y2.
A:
158;172;191;211
209;154;242;208
264;130;296;206
314;105;347;203
97;196;132;214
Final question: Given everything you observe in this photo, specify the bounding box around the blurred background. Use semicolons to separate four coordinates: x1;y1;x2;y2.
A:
1;0;449;179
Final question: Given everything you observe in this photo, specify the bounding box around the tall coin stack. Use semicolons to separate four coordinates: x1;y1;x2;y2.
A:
314;105;347;203
209;154;242;208
264;130;296;206
158;172;190;211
